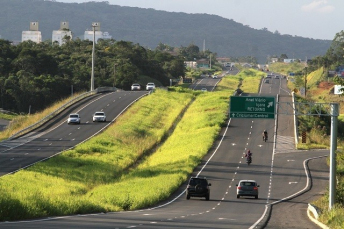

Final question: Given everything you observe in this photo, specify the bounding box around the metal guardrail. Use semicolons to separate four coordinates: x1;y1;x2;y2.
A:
9;90;98;139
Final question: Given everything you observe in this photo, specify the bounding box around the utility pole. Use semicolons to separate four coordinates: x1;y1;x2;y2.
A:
91;23;98;91
304;67;307;97
113;63;117;88
209;54;212;69
329;103;339;210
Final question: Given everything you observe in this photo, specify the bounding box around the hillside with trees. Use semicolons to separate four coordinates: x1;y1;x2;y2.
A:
0;0;331;63
0;39;186;113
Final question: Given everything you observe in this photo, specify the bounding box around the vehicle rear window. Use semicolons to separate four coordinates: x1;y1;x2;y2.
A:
241;182;255;186
70;115;78;118
189;178;207;186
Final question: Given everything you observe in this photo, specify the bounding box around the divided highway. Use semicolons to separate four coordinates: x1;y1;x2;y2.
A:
0;74;329;228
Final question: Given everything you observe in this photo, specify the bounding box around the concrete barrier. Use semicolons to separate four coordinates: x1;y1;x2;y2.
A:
307;203;329;229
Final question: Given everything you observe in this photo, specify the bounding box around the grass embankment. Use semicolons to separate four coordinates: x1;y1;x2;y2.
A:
216;68;264;93
0;92;88;141
0;71;261;221
269;62;306;76
0;113;16;120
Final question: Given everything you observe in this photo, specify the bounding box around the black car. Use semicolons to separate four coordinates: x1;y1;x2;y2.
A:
186;177;211;200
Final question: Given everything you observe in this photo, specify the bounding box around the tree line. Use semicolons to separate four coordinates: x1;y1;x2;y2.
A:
0;38;187;114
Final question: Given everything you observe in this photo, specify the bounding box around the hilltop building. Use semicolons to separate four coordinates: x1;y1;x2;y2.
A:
84;22;112;43
22;22;42;43
52;22;72;45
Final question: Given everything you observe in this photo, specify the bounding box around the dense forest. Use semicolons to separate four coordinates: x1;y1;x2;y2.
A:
0;38;187;114
0;0;331;63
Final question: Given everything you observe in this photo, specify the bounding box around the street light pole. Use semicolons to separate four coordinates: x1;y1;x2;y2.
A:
91;23;96;91
209;54;212;69
113;63;117;88
304;67;307;97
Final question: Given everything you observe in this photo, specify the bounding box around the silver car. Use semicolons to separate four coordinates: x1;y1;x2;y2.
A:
146;82;155;90
67;113;81;124
131;83;141;91
92;111;106;122
236;180;259;199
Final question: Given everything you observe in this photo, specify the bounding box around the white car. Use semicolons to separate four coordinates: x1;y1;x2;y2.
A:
212;75;218;79
131;83;141;91
67;113;81;124
146;82;156;90
92;111;106;122
201;88;207;92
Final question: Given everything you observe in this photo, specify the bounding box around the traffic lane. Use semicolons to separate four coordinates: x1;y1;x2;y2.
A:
0;119;9;131
262;78;281;95
191;78;220;91
0;91;148;176
265;151;328;229
204;117;273;227
269;150;328;203
75;91;148;124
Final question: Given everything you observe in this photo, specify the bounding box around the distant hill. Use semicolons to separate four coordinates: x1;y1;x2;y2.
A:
0;0;331;63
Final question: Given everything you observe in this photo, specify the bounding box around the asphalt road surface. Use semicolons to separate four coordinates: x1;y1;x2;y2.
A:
0;91;148;176
0;119;9;131
0;76;329;228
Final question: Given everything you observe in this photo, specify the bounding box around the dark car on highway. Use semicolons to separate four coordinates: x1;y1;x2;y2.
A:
186;177;211;200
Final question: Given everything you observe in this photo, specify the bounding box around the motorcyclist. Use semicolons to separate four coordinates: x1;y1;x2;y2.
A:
263;130;268;140
245;150;252;161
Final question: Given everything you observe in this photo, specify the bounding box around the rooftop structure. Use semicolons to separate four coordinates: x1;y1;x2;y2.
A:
22;22;42;43
52;22;72;45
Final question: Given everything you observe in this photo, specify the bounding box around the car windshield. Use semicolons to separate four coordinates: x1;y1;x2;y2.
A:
70;115;78;118
95;112;104;116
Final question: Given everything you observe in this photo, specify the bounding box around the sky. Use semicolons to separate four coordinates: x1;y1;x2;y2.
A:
56;0;342;41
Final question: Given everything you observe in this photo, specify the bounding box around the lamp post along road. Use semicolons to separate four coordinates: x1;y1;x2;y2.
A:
91;23;96;91
113;63;117;87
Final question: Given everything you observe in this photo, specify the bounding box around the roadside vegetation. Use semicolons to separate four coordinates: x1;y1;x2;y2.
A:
269;62;305;76
0;112;16;121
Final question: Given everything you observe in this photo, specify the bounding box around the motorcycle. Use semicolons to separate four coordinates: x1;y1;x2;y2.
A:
246;156;252;165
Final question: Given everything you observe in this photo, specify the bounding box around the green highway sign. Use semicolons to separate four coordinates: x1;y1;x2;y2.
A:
229;96;275;119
